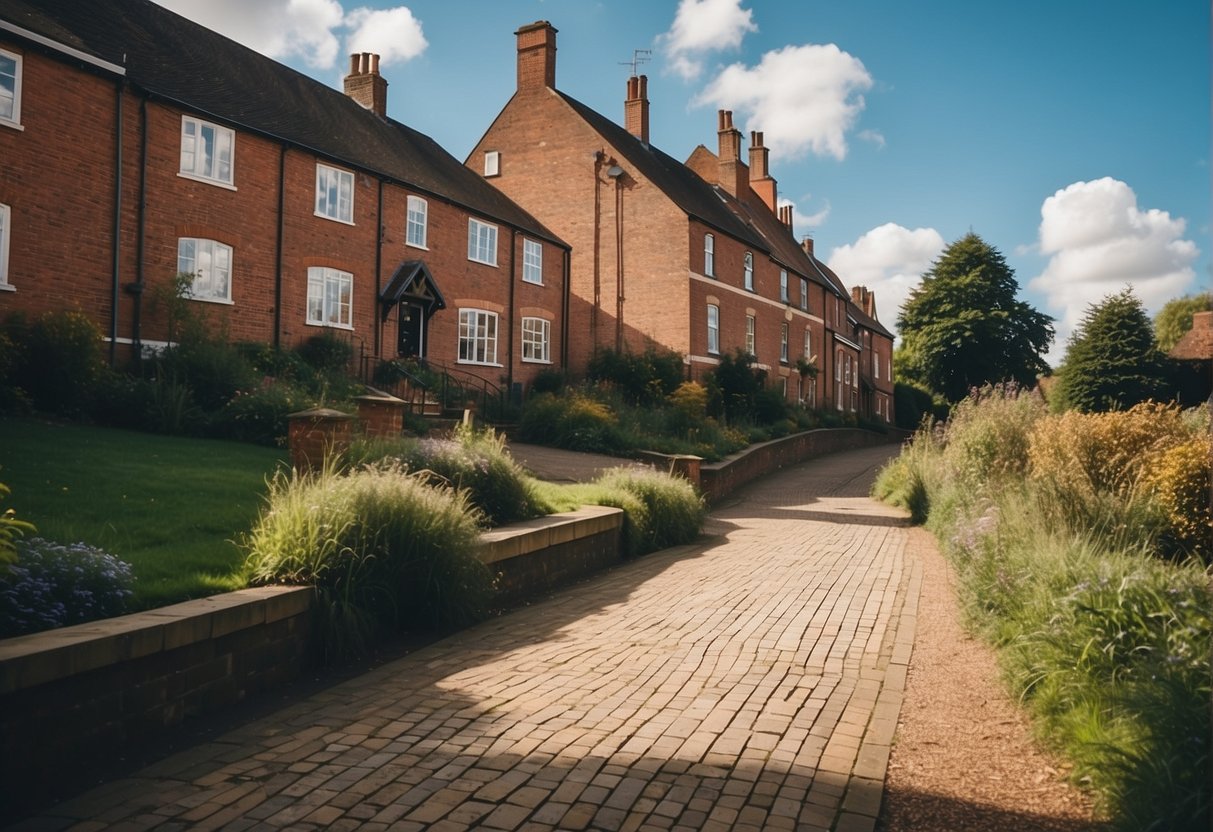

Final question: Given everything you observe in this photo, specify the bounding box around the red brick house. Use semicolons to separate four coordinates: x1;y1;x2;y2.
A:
0;0;569;395
470;21;894;420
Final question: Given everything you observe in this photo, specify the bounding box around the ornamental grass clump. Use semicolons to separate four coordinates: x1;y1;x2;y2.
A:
349;425;544;527
592;467;705;556
0;538;134;637
243;463;490;660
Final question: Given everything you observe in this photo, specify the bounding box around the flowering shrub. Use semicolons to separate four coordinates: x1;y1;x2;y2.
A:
1141;436;1213;563
214;381;311;446
0;538;134;638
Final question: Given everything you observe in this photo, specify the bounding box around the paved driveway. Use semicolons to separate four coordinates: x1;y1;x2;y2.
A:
18;444;918;832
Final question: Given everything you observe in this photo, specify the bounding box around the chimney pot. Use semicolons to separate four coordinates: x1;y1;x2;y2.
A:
624;73;650;143
802;237;815;257
344;51;388;117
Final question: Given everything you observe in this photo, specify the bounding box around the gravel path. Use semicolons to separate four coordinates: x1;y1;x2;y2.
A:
878;527;1105;831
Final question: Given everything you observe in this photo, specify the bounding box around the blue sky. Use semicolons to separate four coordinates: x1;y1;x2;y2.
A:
161;0;1210;363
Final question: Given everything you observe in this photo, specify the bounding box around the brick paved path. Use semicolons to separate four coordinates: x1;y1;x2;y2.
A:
18;445;919;832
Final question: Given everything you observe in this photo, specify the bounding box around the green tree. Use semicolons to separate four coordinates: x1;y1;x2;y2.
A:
896;233;1053;402
1055;288;1167;412
1153;291;1212;353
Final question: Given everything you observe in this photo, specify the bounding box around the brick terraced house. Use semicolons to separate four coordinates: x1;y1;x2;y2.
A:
0;0;569;394
471;21;894;420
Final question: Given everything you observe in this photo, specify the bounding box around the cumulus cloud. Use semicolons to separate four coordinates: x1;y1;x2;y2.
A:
779;197;831;231
826;223;946;330
858;129;886;149
661;0;757;81
1028;177;1199;356
694;43;873;160
159;0;425;71
344;6;427;65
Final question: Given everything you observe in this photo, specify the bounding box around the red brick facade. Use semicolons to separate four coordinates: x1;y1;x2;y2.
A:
470;22;895;420
0;25;567;396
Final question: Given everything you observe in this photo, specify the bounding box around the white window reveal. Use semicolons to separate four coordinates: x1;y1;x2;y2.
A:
0;203;11;289
180;116;234;186
406;195;427;248
707;304;720;355
459;309;499;365
523;239;543;284
873;351;880;381
704;233;715;277
468;218;498;265
484;150;501;177
745;314;755;356
0;48;22;128
315;164;354;223
307;266;353;328
803;328;812;360
780;323;789;363
521;316;551;363
177;238;232;302
743;251;754;291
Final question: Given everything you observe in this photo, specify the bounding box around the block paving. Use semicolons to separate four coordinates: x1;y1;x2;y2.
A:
12;445;919;831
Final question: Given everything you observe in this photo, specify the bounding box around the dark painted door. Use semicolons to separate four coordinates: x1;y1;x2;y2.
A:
397;302;425;357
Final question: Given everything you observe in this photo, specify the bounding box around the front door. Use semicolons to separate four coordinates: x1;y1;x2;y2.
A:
397;302;425;357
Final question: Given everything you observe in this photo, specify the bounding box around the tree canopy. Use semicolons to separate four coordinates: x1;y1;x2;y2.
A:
1055;287;1167;412
1153;292;1212;354
896;233;1053;402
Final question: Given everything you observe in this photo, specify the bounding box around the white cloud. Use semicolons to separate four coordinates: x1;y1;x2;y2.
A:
694;43;873;160
661;0;757;81
778;196;830;230
159;0;425;71
858;129;885;149
344;7;427;66
826;223;946;330
1028;177;1199;359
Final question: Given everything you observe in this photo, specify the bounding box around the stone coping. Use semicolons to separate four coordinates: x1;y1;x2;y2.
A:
477;505;623;565
0;585;312;695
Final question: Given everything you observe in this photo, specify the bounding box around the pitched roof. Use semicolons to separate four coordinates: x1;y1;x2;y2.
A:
0;0;564;247
1169;312;1213;360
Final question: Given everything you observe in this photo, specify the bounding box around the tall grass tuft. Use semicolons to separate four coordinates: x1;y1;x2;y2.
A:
591;467;705;556
243;462;491;660
873;389;1212;830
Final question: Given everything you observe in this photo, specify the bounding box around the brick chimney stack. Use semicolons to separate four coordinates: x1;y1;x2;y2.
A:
516;21;557;91
801;237;815;258
778;204;793;235
343;53;387;117
717;110;746;196
851;286;878;319
625;75;650;143
748;131;777;212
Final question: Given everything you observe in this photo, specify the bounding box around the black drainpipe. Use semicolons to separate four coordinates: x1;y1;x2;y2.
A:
374;178;383;360
506;230;517;394
272;144;286;349
130;94;148;357
560;246;570;369
108;80;123;366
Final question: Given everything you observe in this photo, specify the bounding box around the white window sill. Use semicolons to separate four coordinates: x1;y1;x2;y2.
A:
306;321;354;331
521;357;552;364
314;211;355;226
0;119;24;132
188;295;234;305
468;257;498;268
0;283;14;292
177;171;237;191
456;359;503;368
406;242;429;251
522;278;544;286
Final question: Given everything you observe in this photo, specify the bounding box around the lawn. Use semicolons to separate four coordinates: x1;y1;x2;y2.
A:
0;418;287;608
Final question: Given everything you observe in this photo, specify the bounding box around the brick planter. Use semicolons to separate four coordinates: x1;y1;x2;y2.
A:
355;393;406;438
287;407;354;472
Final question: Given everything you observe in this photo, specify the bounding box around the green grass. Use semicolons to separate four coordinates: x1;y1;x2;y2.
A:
0;417;287;608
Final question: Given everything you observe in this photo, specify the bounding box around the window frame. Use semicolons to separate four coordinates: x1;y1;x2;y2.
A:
780;323;789;363
458;308;500;365
484;150;501;177
522;239;543;284
0;203;11;289
780;269;788;303
704;233;715;277
467;218;498;266
0;48;22;129
306;266;353;329
873;351;880;382
799;278;808;311
803;328;812;360
521;316;551;363
177;237;233;304
406;195;428;249
707;304;720;355
745;314;756;357
743;251;754;291
179;115;235;188
315;163;354;224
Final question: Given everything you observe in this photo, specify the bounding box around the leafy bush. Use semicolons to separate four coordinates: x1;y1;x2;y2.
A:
707;349;766;423
214;381;311;446
893;380;948;430
350;426;543;526
591;467;704;556
518;390;626;453
294;332;354;374
586;347;685;404
529;367;566;396
243;464;490;659
155;338;257;412
6;310;107;416
0;482;35;568
0;538;134;637
942;383;1046;485
1140;436;1213;563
